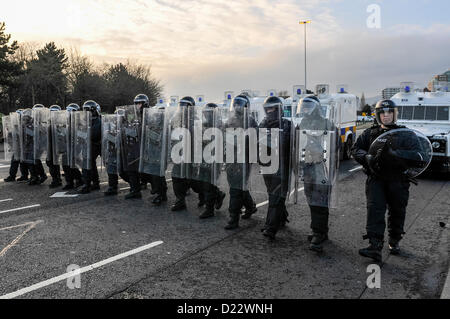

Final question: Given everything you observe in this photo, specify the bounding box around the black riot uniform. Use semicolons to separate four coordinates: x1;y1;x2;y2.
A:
224;95;258;230
4;109;29;182
28;104;47;186
46;105;63;188
79;100;102;194
62;104;83;190
171;96;206;211
196;103;226;219
297;96;338;250
259;96;292;239
352;99;411;262
141;104;168;205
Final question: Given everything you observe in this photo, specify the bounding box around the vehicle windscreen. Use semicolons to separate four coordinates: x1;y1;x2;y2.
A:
399;105;449;121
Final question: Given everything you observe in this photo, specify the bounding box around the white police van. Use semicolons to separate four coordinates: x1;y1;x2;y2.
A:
391;82;450;173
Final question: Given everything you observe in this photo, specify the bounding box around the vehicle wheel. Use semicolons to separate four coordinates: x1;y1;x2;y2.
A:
343;136;353;160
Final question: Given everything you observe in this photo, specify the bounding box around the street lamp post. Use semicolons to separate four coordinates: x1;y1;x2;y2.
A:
299;20;311;93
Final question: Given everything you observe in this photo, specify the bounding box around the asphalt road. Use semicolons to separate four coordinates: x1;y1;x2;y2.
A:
0;146;448;299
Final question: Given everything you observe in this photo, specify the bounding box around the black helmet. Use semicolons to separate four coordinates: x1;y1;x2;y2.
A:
296;96;321;117
49;105;61;112
230;94;250;111
179;96;195;107
375;99;397;127
82;100;101;117
32;104;45;110
205;103;218;109
263;96;283;121
134;94;150;108
66;103;80;112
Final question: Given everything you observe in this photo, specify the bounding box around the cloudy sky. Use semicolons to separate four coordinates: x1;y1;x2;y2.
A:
3;0;450;101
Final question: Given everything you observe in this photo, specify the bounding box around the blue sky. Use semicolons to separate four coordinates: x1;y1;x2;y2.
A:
3;0;449;101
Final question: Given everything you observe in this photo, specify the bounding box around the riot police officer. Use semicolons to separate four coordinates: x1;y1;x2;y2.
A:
79;100;102;194
296;96;339;251
4;109;29;182
259;96;292;239
47;105;63;188
224;94;258;230
196;102;226;219
352;99;411;262
170;96;206;211
62;103;83;190
28;104;47;186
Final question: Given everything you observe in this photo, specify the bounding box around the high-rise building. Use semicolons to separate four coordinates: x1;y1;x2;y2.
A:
382;87;401;99
428;70;450;91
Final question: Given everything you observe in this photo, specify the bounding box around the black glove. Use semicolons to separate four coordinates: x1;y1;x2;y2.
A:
365;154;379;176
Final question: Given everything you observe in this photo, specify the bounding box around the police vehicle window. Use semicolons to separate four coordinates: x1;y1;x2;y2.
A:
413;105;425;120
397;105;403;119
401;106;413;120
437;106;449;120
425;106;437;120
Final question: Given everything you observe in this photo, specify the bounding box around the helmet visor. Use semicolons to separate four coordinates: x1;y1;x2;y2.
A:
376;107;398;126
230;96;248;111
297;99;320;117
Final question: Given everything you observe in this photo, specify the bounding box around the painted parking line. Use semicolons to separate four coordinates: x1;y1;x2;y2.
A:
0;220;43;258
0;199;13;203
0;204;41;215
0;240;164;299
349;166;363;172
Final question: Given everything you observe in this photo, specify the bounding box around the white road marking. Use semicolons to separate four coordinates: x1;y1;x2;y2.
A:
0;220;43;258
349;166;363;172
0;165;11;169
0;240;164;299
0;199;13;203
50;192;79;198
0;204;41;215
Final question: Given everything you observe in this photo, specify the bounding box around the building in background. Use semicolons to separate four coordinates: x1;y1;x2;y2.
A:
382;87;401;100
428;70;450;91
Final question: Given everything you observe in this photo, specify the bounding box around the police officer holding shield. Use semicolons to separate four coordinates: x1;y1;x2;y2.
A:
4;109;29;182
46;105;63;188
78;100;102;194
352;99;429;262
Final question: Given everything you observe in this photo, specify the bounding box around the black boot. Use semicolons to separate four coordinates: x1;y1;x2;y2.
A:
91;183;100;191
28;177;40;185
78;185;91;194
4;176;15;182
309;233;329;252
104;186;118;196
75;179;84;188
224;214;239;230
199;208;215;219
38;175;48;185
388;237;401;255
262;228;276;240
62;184;75;191
215;191;226;210
241;207;257;220
17;176;29;182
49;179;62;188
152;194;167;206
125;190;142;199
359;238;384;262
171;199;186;211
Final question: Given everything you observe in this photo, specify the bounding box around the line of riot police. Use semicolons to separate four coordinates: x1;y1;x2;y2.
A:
2;94;433;256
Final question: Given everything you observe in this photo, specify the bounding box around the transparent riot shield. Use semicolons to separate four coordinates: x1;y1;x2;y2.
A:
72;111;92;170
51;111;70;165
33;108;50;162
102;114;121;175
167;105;190;179
20;109;35;164
139;107;168;177
294;104;340;208
119;105;141;172
190;106;224;185
219;107;258;192
10;112;21;160
368;128;432;179
2;115;13;161
249;107;295;205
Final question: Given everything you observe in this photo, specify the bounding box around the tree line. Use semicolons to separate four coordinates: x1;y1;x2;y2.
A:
0;22;163;115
